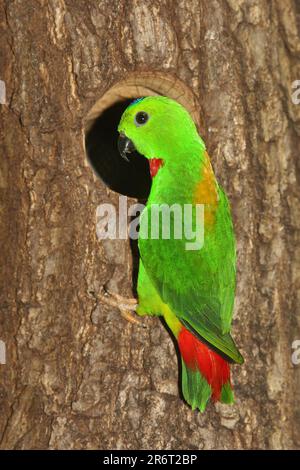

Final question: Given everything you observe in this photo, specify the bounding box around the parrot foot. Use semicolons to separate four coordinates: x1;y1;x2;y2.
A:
98;287;146;328
105;289;138;308
119;308;144;327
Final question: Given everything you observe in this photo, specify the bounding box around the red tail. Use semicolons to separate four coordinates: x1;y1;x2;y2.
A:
178;327;231;401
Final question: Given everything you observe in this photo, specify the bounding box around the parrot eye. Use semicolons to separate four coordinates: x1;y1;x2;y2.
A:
134;111;149;127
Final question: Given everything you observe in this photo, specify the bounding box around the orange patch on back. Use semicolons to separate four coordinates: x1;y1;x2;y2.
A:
194;151;218;228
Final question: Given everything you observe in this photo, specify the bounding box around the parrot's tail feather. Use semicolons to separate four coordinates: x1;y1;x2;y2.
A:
178;327;234;411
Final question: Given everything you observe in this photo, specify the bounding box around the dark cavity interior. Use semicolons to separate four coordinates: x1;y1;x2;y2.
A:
85;99;152;199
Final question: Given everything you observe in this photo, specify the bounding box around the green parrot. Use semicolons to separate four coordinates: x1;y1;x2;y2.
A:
116;96;244;412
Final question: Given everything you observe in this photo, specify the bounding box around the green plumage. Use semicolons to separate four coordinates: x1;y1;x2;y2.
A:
118;96;243;410
181;361;212;412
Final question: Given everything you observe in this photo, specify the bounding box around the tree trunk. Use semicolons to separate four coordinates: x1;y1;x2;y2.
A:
1;0;299;450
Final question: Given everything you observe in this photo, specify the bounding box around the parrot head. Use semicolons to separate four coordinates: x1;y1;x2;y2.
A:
117;96;202;173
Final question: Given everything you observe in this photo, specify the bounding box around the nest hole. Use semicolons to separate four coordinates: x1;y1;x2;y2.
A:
85;99;151;198
84;72;200;199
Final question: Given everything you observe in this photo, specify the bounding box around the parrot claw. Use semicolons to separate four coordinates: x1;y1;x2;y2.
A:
120;309;146;328
98;287;146;328
105;289;138;307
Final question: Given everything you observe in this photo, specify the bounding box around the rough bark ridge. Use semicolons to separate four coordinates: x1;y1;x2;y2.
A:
0;0;299;450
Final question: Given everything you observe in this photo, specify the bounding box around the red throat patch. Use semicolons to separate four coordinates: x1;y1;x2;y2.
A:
149;158;164;178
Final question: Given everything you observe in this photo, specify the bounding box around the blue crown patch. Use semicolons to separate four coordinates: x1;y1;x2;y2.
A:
128;97;145;108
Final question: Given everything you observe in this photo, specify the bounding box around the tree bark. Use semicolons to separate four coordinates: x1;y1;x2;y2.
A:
0;0;299;450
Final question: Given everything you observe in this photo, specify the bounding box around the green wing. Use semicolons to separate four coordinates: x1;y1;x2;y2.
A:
139;186;244;364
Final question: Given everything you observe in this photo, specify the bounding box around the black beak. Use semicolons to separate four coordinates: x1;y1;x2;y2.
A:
118;133;136;162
